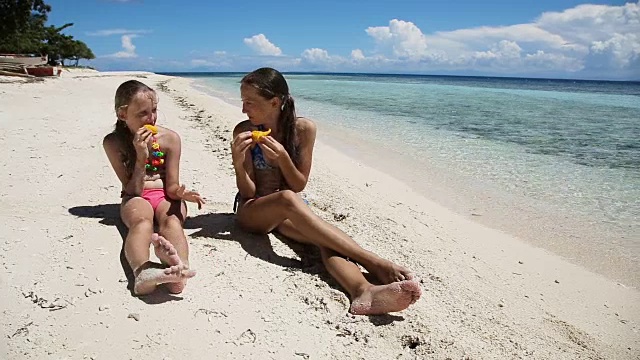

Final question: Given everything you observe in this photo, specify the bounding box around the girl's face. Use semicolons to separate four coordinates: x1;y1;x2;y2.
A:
240;84;279;125
118;90;158;132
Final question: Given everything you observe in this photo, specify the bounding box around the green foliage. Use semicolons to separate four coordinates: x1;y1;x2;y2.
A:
0;0;50;53
0;0;95;64
43;23;95;65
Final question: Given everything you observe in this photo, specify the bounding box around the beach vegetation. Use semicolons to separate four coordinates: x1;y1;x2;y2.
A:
0;0;95;65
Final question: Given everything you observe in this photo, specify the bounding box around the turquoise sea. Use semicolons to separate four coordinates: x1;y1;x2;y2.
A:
165;72;640;282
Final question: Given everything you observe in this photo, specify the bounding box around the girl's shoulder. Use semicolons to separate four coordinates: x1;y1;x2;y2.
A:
233;120;253;134
296;116;314;126
103;131;117;143
156;125;178;137
296;117;317;137
155;126;180;149
102;131;122;150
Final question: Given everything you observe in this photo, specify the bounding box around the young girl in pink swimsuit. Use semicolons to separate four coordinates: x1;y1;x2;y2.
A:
103;80;204;295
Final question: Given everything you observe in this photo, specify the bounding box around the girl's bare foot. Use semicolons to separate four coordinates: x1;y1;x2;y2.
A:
366;258;415;284
151;233;182;266
144;234;193;294
349;280;422;315
133;263;196;296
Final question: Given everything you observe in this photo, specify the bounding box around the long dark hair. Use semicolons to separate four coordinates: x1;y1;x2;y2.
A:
241;67;299;165
111;80;155;178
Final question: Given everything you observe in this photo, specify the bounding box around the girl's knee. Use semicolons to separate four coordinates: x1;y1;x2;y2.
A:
278;190;304;210
278;189;296;201
158;215;183;232
128;216;153;230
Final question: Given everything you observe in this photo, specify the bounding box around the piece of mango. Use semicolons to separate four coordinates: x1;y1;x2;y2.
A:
143;124;158;134
252;128;271;142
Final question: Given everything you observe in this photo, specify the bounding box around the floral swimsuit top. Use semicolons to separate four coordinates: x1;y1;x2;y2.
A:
251;125;273;170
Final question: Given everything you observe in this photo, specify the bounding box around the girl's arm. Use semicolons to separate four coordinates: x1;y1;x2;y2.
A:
161;130;182;200
262;118;316;193
162;130;205;209
103;134;147;196
232;122;257;198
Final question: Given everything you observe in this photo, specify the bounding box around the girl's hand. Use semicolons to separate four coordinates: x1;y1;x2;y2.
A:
231;131;253;168
176;184;205;210
258;136;288;164
133;127;152;161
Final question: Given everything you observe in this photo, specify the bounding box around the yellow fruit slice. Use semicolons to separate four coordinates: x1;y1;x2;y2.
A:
143;124;158;134
252;128;271;142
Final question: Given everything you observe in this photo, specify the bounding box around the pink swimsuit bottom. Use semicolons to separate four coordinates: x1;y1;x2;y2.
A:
141;188;167;211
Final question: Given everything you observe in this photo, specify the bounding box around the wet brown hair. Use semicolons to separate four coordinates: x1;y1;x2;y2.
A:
111;80;156;178
241;67;299;165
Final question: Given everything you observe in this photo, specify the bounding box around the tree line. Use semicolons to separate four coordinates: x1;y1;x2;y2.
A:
0;0;95;66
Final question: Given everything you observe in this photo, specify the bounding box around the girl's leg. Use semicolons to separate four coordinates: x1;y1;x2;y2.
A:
120;197;155;273
278;221;422;315
121;197;194;295
238;190;413;284
155;199;189;265
275;219;370;293
154;199;191;294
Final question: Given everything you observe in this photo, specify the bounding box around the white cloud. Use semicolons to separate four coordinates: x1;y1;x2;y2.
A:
348;2;640;77
191;59;218;67
106;34;138;58
351;49;365;61
90;28;148;59
299;48;349;70
472;40;522;64
536;3;639;42
439;24;574;52
590;33;640;68
87;29;151;36
301;48;331;63
524;50;584;72
243;34;282;56
190;51;234;68
366;19;428;59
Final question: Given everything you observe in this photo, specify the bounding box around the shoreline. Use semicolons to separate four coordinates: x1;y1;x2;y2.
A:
316;122;639;289
1;70;638;359
172;75;640;353
188;74;639;289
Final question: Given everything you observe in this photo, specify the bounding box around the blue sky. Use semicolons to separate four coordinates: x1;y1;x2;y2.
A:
47;0;639;80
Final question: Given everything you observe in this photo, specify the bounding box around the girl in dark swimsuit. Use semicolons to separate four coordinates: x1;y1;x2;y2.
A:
231;68;422;315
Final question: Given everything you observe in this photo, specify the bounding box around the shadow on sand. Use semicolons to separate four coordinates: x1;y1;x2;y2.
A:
185;212;328;276
68;203;406;323
67;204;336;296
68;203;185;304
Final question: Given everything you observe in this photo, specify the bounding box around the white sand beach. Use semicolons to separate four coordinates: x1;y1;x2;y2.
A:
0;71;638;359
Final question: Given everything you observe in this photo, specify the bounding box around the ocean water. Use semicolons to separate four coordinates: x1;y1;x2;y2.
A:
168;72;640;275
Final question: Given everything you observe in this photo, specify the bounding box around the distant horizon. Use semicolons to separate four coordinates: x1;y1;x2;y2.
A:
157;70;640;84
